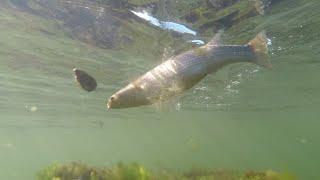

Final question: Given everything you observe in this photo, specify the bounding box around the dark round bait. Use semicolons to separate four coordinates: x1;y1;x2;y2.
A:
73;68;97;92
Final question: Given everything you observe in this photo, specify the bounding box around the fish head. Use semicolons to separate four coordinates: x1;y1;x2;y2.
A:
107;84;151;109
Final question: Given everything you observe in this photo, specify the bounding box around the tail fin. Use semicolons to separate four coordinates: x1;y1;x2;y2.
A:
248;31;272;69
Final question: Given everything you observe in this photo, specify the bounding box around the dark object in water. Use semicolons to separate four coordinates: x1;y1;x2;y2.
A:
73;68;97;92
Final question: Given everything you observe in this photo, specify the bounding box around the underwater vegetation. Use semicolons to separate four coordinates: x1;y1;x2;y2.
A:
37;162;296;180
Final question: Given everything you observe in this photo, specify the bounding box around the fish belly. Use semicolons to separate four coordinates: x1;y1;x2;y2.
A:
134;59;205;102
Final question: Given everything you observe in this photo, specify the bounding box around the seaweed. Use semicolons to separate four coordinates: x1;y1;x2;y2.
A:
37;162;296;180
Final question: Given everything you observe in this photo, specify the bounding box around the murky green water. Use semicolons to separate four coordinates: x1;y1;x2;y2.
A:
0;0;320;179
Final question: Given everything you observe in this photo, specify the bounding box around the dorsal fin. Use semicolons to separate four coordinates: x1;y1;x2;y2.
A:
206;29;224;46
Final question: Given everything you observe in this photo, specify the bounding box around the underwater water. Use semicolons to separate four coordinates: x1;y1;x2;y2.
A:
0;0;320;179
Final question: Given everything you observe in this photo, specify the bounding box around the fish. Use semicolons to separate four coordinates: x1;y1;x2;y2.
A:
107;31;271;109
73;68;97;92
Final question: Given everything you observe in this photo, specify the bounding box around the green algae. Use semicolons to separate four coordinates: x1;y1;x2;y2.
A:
187;0;260;37
37;162;296;180
37;162;150;180
128;0;158;6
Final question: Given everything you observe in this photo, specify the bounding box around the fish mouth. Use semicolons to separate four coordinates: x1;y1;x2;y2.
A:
106;99;122;109
106;99;112;109
106;95;129;109
106;95;117;109
107;103;111;109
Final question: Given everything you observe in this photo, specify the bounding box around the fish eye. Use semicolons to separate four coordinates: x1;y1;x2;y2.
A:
110;96;115;101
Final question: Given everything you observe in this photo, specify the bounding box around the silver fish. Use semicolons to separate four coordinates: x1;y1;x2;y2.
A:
107;31;271;109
